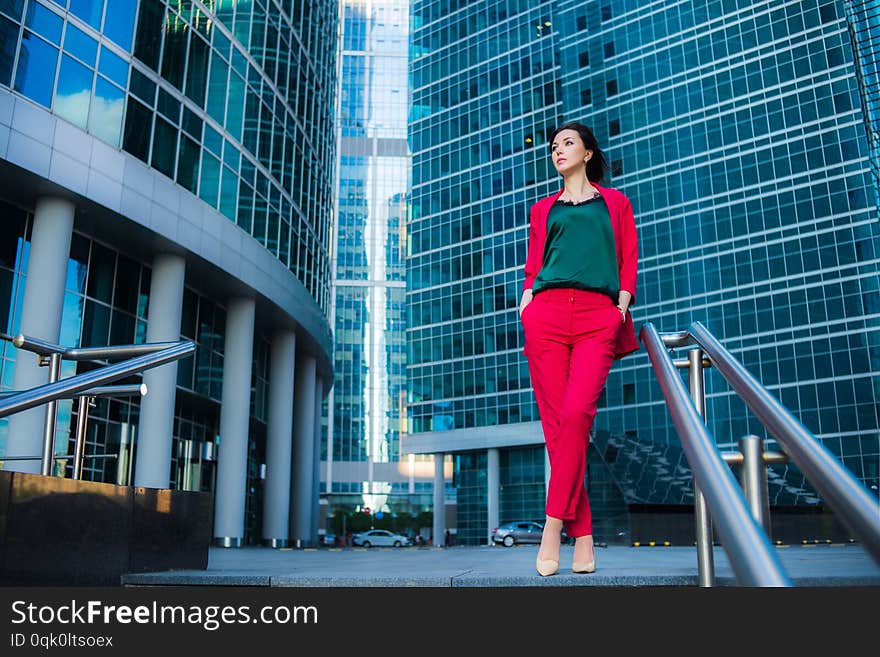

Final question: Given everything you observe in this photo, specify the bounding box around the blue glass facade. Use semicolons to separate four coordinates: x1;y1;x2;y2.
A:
0;0;337;311
408;0;880;543
570;0;880;507
327;0;437;521
843;0;880;206
408;0;556;434
0;0;337;545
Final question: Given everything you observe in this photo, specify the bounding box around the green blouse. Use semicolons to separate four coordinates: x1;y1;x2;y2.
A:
532;195;619;301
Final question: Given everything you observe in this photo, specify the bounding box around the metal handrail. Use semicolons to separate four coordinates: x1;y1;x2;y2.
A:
0;383;148;399
0;341;194;418
0;332;194;477
686;321;880;566
7;332;184;361
641;323;792;586
0;453;118;461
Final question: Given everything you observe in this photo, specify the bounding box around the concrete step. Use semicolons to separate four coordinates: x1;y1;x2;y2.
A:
121;544;880;587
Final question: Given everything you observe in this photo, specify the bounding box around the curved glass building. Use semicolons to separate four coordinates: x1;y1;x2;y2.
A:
0;0;338;547
405;0;880;545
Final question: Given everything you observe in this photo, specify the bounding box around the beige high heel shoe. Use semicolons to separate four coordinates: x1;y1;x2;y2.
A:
572;537;596;573
572;559;596;574
536;557;559;577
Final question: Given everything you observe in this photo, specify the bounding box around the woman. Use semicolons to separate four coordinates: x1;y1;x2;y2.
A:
520;121;639;576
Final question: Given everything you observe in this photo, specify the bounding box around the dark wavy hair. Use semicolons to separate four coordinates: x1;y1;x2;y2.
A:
549;121;609;183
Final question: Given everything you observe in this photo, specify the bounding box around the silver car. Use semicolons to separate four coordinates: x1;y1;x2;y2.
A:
491;521;543;547
351;529;411;548
492;521;571;546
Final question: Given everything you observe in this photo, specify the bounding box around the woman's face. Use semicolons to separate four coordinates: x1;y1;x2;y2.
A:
551;129;592;176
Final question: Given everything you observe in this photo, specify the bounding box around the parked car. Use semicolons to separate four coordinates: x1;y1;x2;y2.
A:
491;521;571;546
320;532;337;546
492;521;542;546
351;529;411;548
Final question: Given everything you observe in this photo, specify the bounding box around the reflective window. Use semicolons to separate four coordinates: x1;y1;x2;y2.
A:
181;106;201;140
212;25;230;58
160;8;186;89
59;291;84;347
218;166;237;219
157;86;180;123
62;22;96;65
133;0;163;70
205;56;228;125
89;76;124;146
14;31;58;107
86;242;114;303
122;96;151;162
225;71;245;140
81;298;110;347
65;233;89;295
109;307;134;344
222;138;239;169
129;66;155;105
0;15;17;87
112;254;139;314
68;0;103;30
0;0;24;22
102;0;134;51
24;0;61;43
177;133;199;193
202;123;222;156
151;115;177;178
54;54;93;128
97;46;127;87
185;34;209;107
233;4;249;49
199;152;220;206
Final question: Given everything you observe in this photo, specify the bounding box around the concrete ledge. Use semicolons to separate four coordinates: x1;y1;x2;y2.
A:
270;576;460;587
122;572;272;586
119;544;880;588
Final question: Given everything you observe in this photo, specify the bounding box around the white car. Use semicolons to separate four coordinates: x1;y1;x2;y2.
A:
351;529;411;548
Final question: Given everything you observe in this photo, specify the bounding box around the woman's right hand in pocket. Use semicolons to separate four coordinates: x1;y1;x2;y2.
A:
519;290;533;318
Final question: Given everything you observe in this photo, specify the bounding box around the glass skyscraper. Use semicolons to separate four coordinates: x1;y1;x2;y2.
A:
843;0;880;206
0;0;337;547
405;0;880;545
326;0;441;533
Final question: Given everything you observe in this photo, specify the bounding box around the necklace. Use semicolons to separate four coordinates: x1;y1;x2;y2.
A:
560;189;600;204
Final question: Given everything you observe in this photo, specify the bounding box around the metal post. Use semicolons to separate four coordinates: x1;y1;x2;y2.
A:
72;395;91;480
116;424;130;486
40;353;62;476
688;348;715;587
182;439;194;491
739;435;772;536
126;426;136;486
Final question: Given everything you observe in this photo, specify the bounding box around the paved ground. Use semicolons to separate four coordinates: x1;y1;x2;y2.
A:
122;542;880;587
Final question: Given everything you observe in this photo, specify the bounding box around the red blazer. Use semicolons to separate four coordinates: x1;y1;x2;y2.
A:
522;184;639;360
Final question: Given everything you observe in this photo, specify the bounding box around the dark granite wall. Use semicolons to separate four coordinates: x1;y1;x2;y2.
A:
0;471;211;585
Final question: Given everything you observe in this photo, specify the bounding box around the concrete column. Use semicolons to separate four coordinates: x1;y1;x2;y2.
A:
433;452;445;546
5;197;74;473
487;448;500;545
134;253;186;488
325;386;334;495
310;373;323;543
290;354;316;546
261;329;296;547
212;297;256;546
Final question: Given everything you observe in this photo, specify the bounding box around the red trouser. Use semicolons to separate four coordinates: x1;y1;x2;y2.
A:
521;288;622;538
